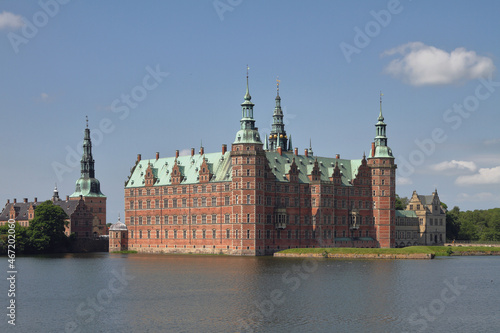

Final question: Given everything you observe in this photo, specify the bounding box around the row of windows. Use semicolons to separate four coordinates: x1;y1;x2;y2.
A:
129;228;370;240
128;213;375;226
130;184;232;197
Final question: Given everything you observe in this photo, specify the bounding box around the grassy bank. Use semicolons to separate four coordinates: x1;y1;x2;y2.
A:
277;246;500;257
110;250;138;254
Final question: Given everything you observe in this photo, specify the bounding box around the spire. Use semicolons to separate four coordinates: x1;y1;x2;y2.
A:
264;134;269;150
375;92;388;147
244;65;251;101
269;76;288;151
70;117;106;198
308;138;313;156
378;91;384;121
233;66;261;145
52;184;60;201
288;135;292;151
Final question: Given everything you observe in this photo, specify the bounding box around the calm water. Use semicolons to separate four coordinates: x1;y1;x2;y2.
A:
1;253;499;333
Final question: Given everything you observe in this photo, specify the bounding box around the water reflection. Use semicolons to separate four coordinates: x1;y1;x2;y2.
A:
3;254;499;333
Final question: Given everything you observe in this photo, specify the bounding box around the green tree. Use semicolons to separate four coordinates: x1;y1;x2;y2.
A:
395;195;409;210
0;222;29;254
27;200;69;252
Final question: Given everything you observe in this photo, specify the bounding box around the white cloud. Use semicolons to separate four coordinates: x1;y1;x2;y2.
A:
382;42;495;86
457;192;494;202
397;177;413;185
484;138;500;145
431;160;477;173
0;11;24;30
40;93;49;101
455;166;500;185
178;149;191;156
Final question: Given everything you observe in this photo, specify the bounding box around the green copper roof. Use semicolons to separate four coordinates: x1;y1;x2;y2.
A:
233;128;262;144
396;210;417;218
70;177;106;197
125;152;233;188
265;151;363;185
369;145;394;159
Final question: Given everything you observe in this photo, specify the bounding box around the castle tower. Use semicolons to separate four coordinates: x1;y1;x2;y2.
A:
368;94;396;248
268;77;289;151
231;67;265;255
70;117;107;236
109;214;128;252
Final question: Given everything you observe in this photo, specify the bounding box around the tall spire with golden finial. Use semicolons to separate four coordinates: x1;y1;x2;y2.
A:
244;64;251;101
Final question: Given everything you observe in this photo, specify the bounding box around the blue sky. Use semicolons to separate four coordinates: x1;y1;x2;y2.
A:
1;0;500;223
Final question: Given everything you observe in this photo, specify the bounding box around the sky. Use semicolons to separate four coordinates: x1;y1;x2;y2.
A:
1;0;500;224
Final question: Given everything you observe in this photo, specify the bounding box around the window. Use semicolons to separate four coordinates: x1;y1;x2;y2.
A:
235;195;239;204
246;195;250;204
155;216;160;224
202;229;206;239
247;213;250;223
225;196;230;205
235;214;239;223
173;199;177;208
193;186;198;193
146;200;151;209
182;215;187;224
266;230;271;239
191;215;197;224
225;214;230;223
164;216;168;224
163;199;168;208
225;184;230;191
212;197;217;206
138;216;143;225
183;230;187;239
173;230;177;239
147;216;151;224
226;229;230;239
155;199;159;208
247;230;250;239
165;230;168;238
212;214;217;224
193;198;198;207
156;230;159;239
138;200;143;209
130;216;134;225
130;230;134;238
202;215;207;224
130;201;134;209
173;216;178;224
139;230;143;239
193;230;196;239
246;169;250;176
202;197;206;207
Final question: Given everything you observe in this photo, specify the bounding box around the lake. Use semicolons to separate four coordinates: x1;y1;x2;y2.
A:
2;253;499;332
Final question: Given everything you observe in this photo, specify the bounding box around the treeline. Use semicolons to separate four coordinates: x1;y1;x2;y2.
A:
0;200;72;254
446;207;500;242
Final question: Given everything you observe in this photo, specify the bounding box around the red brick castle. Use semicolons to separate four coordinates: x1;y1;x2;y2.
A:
120;74;397;255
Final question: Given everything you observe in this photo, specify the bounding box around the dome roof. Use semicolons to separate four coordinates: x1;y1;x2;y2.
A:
110;217;128;231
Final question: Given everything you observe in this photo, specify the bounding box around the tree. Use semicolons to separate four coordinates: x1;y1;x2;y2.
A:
395;195;409;210
27;200;69;252
0;222;29;254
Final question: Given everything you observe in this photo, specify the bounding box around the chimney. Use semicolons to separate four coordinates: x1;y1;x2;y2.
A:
336;154;340;159
23;198;28;203
13;198;17;203
277;146;282;156
79;195;83;200
294;148;298;156
34;197;37;203
137;154;141;162
66;195;69;202
371;142;375;157
191;148;195;156
7;199;10;204
222;144;227;154
200;147;204;155
175;150;179;158
156;152;159;160
304;149;308;157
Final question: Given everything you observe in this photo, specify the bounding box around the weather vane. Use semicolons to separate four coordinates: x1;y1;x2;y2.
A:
86;115;88;128
246;64;249;78
277;76;280;94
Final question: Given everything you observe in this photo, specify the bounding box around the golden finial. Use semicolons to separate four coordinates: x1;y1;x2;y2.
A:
276;76;280;95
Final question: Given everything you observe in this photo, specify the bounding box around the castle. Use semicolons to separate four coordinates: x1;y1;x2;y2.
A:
0;120;107;238
110;73;445;256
